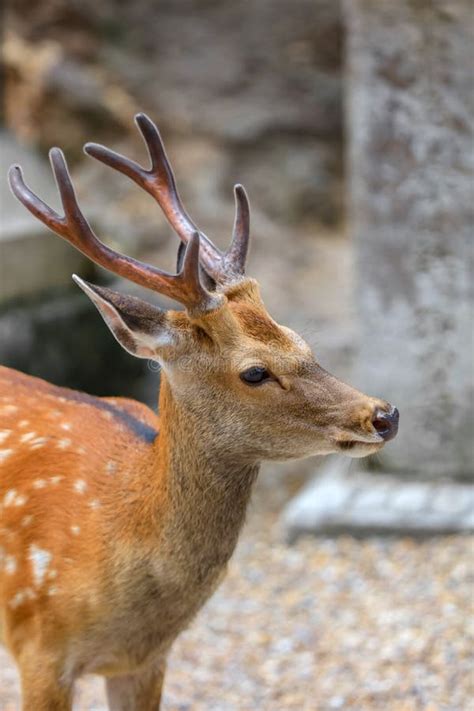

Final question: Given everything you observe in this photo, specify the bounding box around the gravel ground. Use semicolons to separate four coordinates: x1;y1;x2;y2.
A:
1;467;473;711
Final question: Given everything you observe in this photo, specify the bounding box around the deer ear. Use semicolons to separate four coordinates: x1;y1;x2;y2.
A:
73;276;175;359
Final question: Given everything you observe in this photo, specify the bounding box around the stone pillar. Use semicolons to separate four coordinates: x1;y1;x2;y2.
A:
283;0;473;538
346;0;473;478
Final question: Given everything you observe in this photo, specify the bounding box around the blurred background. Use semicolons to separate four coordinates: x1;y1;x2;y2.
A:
0;1;473;709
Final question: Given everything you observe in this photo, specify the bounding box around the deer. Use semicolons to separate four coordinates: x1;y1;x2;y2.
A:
0;113;399;710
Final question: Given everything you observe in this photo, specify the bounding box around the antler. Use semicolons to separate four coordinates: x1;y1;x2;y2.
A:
8;148;222;314
84;113;250;283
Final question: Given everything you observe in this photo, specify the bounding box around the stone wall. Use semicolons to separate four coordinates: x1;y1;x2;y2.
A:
346;0;473;478
4;0;344;228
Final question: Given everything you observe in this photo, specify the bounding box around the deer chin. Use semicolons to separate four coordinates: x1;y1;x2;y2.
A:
335;437;384;459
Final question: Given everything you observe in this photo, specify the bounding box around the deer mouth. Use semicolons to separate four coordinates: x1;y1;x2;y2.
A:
335;436;385;458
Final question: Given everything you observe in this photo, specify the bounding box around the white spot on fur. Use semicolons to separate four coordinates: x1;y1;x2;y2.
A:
20;432;37;443
21;515;34;527
29;436;49;450
9;591;25;609
0;430;11;445
0;449;14;464
74;479;87;494
4;489;27;507
5;555;17;575
106;461;117;475
0;405;18;415
70;525;80;535
4;489;17;507
28;544;52;587
9;587;36;609
57;438;72;450
33;479;46;489
50;476;64;485
60;422;72;431
18;420;29;428
88;499;101;510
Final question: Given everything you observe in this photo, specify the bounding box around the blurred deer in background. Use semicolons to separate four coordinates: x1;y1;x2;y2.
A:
1;114;398;710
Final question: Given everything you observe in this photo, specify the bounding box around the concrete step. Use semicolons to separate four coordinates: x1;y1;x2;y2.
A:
282;457;474;540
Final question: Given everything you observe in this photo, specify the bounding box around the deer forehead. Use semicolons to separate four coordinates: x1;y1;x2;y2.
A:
232;305;293;346
198;299;304;349
230;312;313;372
165;277;309;362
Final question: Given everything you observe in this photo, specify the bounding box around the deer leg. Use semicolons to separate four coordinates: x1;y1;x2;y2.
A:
18;649;73;711
105;661;166;711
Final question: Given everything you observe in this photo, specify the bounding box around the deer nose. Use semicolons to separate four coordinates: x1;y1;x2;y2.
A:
372;406;399;441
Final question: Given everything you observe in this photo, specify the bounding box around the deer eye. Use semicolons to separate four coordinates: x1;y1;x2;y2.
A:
240;366;271;385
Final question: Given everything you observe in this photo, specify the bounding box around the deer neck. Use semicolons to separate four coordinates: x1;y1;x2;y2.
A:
149;375;259;576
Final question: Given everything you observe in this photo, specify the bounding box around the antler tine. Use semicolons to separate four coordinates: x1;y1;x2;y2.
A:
84;113;224;280
8;162;65;237
224;184;250;276
177;231;222;312
8;149;221;313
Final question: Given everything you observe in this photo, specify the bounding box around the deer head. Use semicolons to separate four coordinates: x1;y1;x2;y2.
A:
8;113;398;463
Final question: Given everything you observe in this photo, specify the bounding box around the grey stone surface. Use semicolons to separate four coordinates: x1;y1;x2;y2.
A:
0;131;88;303
283;458;474;540
345;0;474;478
6;0;344;226
282;0;474;539
281;459;355;533
0;289;156;403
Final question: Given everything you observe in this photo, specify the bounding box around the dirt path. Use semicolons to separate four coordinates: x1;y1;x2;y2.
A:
1;466;472;711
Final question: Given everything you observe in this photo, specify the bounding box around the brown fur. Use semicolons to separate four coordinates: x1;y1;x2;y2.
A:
0;278;394;710
2;98;407;709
